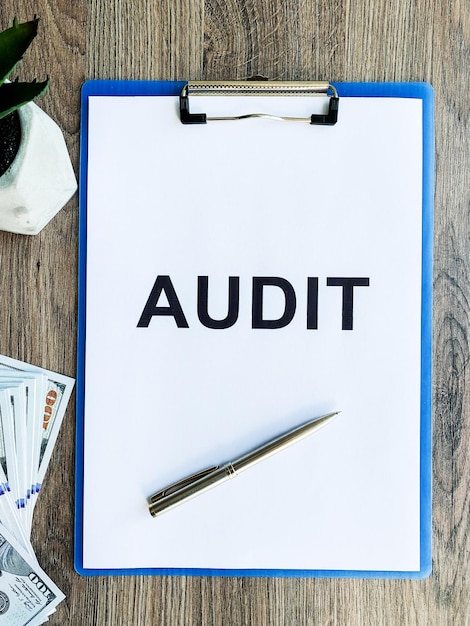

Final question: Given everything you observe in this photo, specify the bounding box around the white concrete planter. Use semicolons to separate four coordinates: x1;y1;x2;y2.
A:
0;102;77;235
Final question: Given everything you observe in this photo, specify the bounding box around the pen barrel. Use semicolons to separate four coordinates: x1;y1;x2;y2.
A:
149;413;337;518
149;464;236;518
232;412;337;473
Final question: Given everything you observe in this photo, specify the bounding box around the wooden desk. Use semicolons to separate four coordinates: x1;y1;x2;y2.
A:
0;2;468;624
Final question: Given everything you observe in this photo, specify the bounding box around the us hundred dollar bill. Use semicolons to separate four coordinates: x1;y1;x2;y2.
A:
0;522;64;625
0;356;75;488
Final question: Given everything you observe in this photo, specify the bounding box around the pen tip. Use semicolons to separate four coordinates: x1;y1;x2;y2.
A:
315;411;339;424
324;411;340;421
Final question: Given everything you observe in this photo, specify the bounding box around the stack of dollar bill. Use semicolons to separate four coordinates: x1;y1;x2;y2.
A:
0;355;74;625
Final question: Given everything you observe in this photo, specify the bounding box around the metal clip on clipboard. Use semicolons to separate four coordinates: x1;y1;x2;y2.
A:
179;80;339;125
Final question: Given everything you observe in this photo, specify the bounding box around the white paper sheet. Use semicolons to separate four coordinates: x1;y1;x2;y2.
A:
81;94;423;572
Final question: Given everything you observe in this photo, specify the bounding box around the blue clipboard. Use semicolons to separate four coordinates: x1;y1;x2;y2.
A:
76;80;433;578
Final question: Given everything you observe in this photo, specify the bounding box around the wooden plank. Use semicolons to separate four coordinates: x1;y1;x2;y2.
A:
0;0;468;623
86;1;204;79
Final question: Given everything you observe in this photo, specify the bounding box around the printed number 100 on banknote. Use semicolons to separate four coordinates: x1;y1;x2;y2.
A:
0;523;64;625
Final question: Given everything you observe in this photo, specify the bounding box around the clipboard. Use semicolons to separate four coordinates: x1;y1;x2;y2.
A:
76;80;433;578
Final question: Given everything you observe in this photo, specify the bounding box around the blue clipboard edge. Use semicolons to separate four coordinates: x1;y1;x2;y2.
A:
75;81;434;579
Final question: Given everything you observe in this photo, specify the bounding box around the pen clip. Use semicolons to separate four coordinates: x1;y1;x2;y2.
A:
149;465;220;503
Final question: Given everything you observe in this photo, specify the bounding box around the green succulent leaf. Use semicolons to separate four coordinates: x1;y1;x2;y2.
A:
0;17;40;85
0;79;49;120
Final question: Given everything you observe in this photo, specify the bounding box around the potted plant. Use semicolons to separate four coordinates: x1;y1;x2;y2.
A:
0;17;77;235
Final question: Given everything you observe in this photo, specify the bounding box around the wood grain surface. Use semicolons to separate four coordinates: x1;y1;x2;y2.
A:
0;1;469;624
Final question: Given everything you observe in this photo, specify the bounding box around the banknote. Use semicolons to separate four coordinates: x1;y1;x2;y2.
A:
0;521;64;625
0;465;30;558
0;356;73;620
0;357;74;488
0;387;25;509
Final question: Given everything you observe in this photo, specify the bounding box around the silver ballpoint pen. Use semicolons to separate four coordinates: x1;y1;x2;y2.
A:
149;411;338;518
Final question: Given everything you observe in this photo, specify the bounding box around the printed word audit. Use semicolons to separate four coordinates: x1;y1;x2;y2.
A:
137;275;370;331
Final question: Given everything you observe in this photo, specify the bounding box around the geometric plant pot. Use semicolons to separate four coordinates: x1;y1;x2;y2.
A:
0;101;77;235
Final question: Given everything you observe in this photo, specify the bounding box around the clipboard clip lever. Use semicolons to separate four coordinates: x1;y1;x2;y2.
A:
179;81;339;125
